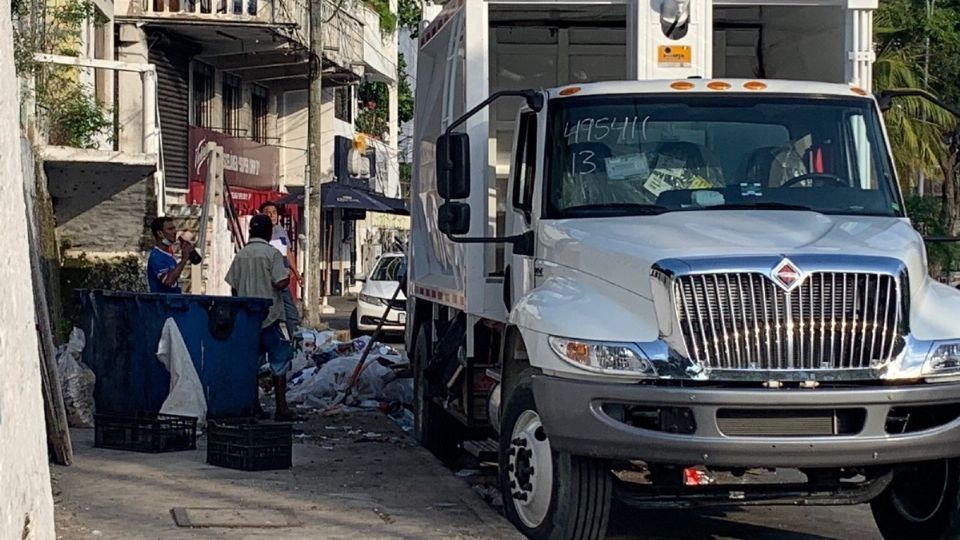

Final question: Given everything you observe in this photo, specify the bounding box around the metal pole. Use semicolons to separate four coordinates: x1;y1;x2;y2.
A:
920;0;934;197
304;0;325;326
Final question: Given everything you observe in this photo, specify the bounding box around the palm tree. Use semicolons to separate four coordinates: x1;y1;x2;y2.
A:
873;45;956;191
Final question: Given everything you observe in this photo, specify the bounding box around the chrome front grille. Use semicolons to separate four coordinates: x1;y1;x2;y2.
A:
674;272;903;371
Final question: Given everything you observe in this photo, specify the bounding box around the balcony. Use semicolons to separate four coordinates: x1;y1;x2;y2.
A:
33;54;159;172
30;54;162;251
115;0;307;41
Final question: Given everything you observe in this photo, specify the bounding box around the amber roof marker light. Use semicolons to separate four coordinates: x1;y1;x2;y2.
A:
744;81;768;91
671;81;695;91
707;81;731;91
559;86;581;96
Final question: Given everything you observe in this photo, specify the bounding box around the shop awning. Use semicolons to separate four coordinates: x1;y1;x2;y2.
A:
277;184;408;215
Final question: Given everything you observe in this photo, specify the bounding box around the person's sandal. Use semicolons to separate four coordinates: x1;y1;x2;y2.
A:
253;405;270;420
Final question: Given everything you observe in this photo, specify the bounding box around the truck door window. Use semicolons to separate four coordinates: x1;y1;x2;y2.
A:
512;112;537;219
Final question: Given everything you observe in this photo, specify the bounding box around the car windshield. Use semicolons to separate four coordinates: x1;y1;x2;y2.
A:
545;95;901;218
370;256;404;281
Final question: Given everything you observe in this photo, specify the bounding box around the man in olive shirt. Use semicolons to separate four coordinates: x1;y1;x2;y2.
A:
226;214;297;420
259;201;300;338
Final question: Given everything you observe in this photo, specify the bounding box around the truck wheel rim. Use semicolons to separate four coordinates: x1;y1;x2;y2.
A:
891;460;950;522
509;410;553;529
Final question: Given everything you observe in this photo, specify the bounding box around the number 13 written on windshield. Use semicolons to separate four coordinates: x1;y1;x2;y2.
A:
572;150;598;175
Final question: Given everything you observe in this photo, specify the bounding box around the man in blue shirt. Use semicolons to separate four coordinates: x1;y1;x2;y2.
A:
147;217;194;294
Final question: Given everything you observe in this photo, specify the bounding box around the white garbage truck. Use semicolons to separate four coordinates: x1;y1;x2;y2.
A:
405;1;960;538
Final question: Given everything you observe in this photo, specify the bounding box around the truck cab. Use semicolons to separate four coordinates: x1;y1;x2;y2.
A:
407;2;960;539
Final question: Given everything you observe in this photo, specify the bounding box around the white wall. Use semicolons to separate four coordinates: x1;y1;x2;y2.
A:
279;89;354;188
4;1;56;534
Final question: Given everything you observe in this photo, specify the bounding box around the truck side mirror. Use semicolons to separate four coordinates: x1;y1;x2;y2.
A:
437;133;471;199
438;202;470;235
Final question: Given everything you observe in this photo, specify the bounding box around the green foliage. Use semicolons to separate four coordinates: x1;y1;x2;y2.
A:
364;0;398;35
39;71;113;148
356;78;390;138
13;0;112;148
907;195;960;278
398;0;423;36
399;162;412;199
874;46;956;183
60;255;147;331
398;53;414;124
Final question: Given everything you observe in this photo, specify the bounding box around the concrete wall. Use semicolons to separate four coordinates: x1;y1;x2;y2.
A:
54;175;151;254
279;88;353;188
3;0;56;534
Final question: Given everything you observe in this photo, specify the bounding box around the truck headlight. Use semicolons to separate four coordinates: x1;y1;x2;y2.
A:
548;336;655;376
359;293;386;307
924;341;960;376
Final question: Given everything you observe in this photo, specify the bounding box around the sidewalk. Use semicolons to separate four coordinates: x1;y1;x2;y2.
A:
53;411;521;539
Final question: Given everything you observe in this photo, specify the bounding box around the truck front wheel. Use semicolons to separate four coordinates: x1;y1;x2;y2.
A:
871;459;960;540
499;380;612;540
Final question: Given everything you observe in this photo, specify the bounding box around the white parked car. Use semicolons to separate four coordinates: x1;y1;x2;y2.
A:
351;253;407;337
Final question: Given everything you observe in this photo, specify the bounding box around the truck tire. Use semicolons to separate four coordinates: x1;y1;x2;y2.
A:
871;459;960;540
412;323;461;463
499;380;612;540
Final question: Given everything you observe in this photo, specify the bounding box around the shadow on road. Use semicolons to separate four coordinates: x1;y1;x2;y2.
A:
608;506;840;540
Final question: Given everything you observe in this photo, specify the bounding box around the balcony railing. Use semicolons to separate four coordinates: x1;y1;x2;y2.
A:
115;0;307;32
33;54;159;159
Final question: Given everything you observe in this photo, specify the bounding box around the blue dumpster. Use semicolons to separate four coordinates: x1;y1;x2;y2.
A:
80;290;272;419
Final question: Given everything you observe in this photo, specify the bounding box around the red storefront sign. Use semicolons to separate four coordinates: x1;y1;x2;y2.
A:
189;127;280;190
186;180;293;216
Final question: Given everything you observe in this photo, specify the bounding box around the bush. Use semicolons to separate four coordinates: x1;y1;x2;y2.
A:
60;255;147;331
906;195;960;280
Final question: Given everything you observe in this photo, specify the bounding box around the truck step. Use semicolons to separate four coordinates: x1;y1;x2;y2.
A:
463;438;499;462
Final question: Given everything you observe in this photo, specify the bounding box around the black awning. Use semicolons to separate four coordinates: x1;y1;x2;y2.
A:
276;183;408;216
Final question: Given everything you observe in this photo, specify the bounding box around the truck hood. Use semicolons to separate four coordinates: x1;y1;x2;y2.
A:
538;211;926;300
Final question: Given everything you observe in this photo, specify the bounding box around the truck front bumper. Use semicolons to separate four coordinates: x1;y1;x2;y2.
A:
532;375;960;468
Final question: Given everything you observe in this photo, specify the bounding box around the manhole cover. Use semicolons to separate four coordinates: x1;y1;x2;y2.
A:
171;508;300;528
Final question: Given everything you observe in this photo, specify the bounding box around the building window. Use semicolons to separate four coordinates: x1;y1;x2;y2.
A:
251;85;269;143
334;86;352;123
192;62;214;128
222;73;242;135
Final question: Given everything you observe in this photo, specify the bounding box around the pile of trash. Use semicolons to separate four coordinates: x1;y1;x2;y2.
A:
56;328;96;428
286;330;413;411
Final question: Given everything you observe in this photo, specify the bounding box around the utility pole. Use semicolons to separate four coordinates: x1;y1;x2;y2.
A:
304;0;324;327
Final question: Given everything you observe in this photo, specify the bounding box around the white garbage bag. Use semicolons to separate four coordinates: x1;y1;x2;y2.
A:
156;318;207;425
287;355;397;406
57;327;96;428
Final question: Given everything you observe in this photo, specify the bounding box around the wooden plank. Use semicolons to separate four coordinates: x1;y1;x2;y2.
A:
23;148;73;465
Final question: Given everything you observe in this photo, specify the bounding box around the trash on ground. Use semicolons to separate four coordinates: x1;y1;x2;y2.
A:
286;330;411;410
57;327;96;428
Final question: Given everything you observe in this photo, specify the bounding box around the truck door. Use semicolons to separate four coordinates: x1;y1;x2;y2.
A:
504;110;539;312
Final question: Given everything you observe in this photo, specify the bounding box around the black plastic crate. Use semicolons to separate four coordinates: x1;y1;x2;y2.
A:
207;419;292;471
94;413;197;453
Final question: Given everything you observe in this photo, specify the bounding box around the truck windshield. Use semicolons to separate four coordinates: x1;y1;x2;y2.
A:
545;95;901;218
